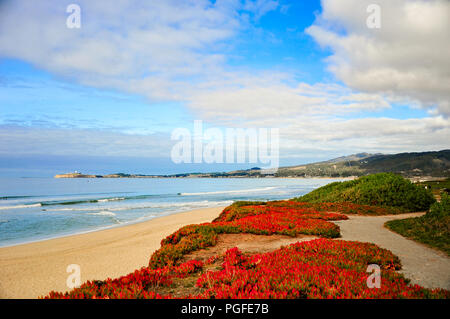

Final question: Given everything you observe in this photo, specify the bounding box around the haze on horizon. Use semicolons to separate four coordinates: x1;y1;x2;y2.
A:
0;0;449;177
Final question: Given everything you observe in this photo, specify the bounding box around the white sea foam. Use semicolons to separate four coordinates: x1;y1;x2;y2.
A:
87;211;117;217
0;203;42;210
43;200;232;212
179;186;277;196
97;197;125;203
132;214;157;223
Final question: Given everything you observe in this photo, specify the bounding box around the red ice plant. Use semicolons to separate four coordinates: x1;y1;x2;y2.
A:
46;239;449;299
44;201;449;299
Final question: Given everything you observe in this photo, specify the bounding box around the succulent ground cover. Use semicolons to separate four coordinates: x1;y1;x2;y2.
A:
149;202;346;268
214;200;406;221
45;239;449;299
45;199;449;299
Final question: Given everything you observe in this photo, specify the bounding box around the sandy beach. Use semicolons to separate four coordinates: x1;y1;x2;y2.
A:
0;206;225;299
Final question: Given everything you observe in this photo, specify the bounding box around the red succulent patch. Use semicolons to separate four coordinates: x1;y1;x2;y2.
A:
44;201;449;299
45;239;449;299
150;204;346;268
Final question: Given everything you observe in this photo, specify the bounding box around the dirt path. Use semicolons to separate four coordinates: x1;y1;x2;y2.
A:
332;213;450;290
183;233;318;262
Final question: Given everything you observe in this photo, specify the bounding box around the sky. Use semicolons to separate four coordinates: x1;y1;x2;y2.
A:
0;0;449;176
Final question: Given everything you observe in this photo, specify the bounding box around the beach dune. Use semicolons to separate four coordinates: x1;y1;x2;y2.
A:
0;206;224;299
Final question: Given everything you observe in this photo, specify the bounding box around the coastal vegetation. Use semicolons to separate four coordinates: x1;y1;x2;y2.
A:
415;178;450;198
386;193;450;255
45;238;449;299
149;203;345;269
294;173;435;212
44;174;449;298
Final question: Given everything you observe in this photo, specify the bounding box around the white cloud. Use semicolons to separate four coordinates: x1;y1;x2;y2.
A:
276;115;450;158
0;0;448;161
188;82;393;124
306;0;450;116
0;0;280;101
243;0;279;21
0;125;171;157
1;114;448;160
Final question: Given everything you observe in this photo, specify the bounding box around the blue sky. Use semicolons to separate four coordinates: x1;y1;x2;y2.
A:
0;59;190;134
0;0;449;176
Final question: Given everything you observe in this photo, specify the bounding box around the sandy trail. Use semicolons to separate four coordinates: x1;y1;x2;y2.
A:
0;207;224;299
333;213;450;290
183;233;319;262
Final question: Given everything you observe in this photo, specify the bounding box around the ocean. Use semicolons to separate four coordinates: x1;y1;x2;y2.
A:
0;177;343;247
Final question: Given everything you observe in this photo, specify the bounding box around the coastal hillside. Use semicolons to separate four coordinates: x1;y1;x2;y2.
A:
54;150;450;179
275;150;450;178
202;150;449;178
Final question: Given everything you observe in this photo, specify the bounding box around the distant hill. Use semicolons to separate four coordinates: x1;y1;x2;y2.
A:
319;152;379;164
54;150;450;179
275;150;450;178
358;151;450;176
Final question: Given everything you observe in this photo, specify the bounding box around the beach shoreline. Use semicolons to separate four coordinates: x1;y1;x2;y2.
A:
0;206;225;299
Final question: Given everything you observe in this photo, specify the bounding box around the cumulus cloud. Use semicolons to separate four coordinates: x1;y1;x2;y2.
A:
1;114;448;160
0;0;281;101
188;82;393;125
270;115;450;160
0;0;448;162
306;0;450;115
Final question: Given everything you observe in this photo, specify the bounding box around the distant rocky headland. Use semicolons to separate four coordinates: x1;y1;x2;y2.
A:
54;150;450;179
53;171;266;179
54;172;159;178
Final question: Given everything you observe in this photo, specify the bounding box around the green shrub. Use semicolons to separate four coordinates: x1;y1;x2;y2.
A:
386;193;450;255
293;173;435;212
427;193;450;218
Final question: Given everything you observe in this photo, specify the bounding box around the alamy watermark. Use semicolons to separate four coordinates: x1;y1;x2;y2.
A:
366;4;381;29
366;264;381;288
66;264;81;289
66;4;81;29
171;120;279;174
